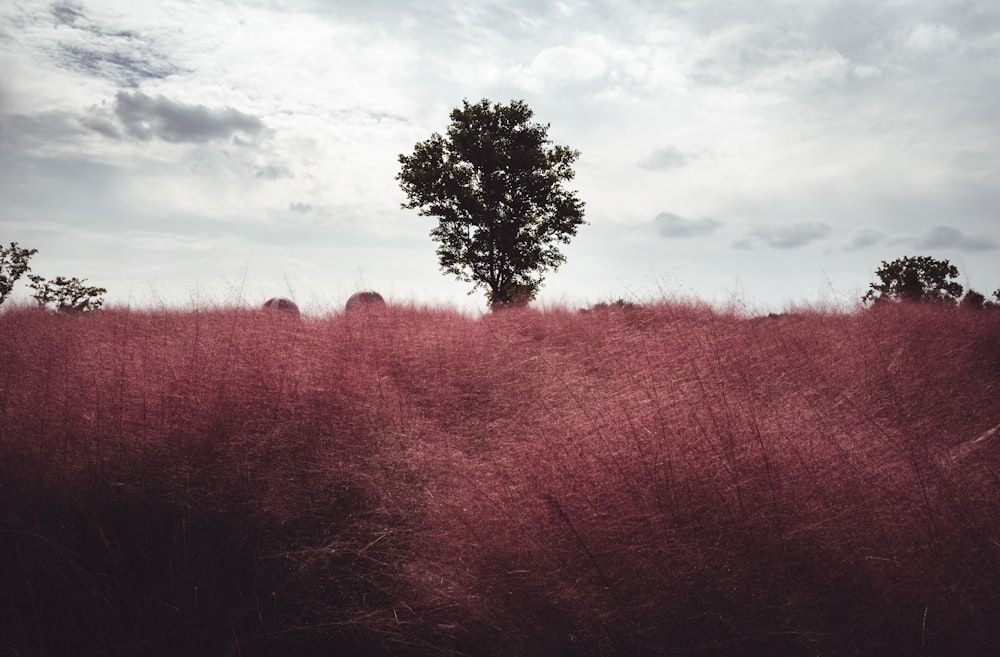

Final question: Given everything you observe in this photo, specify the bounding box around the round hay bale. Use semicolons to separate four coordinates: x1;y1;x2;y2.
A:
262;297;300;318
345;290;385;312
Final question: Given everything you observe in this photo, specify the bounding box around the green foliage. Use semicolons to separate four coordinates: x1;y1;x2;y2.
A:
397;98;586;307
489;282;535;312
581;299;642;313
28;274;107;313
0;241;38;307
862;255;963;305
961;289;987;310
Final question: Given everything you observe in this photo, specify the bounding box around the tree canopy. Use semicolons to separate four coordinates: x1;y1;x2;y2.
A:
28;274;107;313
397;98;586;308
0;242;38;307
862;255;964;305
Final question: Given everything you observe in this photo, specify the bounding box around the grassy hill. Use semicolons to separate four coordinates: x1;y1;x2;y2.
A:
2;301;999;656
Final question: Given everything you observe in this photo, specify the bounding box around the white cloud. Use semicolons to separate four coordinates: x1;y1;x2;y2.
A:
748;223;832;250
844;226;887;251
639;146;690;170
511;45;607;90
904;22;960;54
257;164;292;180
655;212;723;238
851;64;883;80
752;49;850;91
911;224;998;252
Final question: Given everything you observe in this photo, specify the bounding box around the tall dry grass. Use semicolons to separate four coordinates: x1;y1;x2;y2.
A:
1;301;999;656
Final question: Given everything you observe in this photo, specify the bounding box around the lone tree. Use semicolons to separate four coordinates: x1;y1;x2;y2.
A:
397;98;586;308
862;255;963;304
0;242;38;308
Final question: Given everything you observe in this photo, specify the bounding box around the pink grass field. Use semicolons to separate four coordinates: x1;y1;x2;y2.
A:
1;301;999;656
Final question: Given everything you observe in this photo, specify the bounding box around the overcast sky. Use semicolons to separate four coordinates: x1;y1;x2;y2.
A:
2;0;998;314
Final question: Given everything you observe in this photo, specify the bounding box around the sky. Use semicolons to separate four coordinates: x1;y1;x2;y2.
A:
2;0;998;314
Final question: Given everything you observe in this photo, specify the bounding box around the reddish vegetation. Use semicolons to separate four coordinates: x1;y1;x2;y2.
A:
1;302;999;656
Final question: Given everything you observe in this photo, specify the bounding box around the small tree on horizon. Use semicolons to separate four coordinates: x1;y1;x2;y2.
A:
1;243;106;312
397;98;586;308
961;289;986;310
862;255;963;305
28;275;106;313
0;242;39;308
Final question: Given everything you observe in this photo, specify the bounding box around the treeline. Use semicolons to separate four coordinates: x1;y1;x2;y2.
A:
3;241;998;314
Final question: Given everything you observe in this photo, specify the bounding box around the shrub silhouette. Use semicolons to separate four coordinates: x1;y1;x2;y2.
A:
28;274;107;312
863;255;963;304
